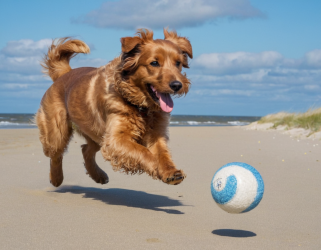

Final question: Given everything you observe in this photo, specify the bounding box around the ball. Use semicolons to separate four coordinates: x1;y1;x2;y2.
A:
211;162;264;214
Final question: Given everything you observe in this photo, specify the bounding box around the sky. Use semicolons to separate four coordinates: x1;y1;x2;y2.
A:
0;0;321;116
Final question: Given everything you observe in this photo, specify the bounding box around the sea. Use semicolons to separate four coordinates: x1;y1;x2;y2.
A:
0;114;260;129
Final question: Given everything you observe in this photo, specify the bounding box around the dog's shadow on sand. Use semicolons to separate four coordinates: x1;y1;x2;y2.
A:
212;229;256;238
53;185;184;214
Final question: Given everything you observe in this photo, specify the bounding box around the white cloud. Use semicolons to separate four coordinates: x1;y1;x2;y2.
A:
193;51;283;74
193;50;321;76
304;84;320;90
0;38;107;75
74;0;265;29
1;83;29;89
0;39;52;75
0;54;43;74
0;83;48;90
304;49;321;68
194;89;255;96
190;50;321;105
0;38;107;105
70;55;108;69
1;39;52;57
0;39;107;79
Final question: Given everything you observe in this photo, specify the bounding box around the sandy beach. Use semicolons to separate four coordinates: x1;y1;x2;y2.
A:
0;127;320;249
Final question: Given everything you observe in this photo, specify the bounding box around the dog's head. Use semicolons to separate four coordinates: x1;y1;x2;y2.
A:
116;29;193;112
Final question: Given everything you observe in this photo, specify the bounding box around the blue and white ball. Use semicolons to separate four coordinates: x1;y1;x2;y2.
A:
211;162;264;214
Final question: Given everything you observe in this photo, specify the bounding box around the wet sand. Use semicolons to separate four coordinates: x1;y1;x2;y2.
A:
0;127;320;249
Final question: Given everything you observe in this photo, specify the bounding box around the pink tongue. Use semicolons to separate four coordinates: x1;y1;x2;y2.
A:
157;92;174;113
151;86;174;113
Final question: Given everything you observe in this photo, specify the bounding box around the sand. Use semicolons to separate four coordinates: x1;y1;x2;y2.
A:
0;127;320;249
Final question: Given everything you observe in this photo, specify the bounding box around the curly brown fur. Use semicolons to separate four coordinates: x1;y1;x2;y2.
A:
41;37;90;81
36;28;193;187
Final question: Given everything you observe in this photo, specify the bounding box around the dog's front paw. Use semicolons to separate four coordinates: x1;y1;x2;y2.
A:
161;169;186;185
49;171;63;187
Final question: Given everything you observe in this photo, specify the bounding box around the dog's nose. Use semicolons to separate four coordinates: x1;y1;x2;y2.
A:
169;81;182;92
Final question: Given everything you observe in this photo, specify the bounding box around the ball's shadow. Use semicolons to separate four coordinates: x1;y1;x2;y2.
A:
212;229;256;238
53;185;184;214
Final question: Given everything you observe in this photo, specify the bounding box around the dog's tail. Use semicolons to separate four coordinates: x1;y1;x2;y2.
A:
41;37;90;82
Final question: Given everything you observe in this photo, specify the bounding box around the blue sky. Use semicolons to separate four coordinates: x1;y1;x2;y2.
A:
1;0;321;116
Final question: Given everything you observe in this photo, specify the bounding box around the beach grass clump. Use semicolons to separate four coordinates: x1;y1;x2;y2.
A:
258;108;321;133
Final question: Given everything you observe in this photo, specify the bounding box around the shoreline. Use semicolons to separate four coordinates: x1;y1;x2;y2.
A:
0;124;247;130
0;123;254;129
0;114;260;129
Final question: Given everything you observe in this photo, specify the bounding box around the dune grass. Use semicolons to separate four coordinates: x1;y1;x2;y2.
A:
258;108;321;133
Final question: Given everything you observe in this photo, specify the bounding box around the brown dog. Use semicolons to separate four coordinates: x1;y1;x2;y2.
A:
36;29;193;187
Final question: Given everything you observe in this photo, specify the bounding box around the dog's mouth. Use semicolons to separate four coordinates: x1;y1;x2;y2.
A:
147;84;173;113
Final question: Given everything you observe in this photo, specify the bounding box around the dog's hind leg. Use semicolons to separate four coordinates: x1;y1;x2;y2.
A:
35;87;73;187
81;136;109;184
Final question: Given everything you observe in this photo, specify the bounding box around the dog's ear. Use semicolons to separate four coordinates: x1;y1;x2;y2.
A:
164;28;193;68
120;37;142;53
120;36;142;74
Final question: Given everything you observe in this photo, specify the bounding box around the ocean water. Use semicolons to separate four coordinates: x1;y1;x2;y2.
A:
169;115;260;126
0;114;37;129
0;114;260;129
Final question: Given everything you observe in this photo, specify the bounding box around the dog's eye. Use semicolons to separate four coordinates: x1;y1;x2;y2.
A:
176;61;181;67
150;61;160;67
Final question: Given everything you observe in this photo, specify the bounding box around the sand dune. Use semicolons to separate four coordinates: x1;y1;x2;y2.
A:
245;121;321;141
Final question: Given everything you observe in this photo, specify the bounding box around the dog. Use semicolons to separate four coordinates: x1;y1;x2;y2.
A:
36;28;193;187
